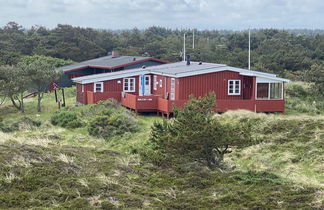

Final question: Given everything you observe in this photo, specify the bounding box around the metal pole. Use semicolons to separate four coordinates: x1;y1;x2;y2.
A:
183;33;186;61
193;29;195;49
249;29;251;69
62;88;66;107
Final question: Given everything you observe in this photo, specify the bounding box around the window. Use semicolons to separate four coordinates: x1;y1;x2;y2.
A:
94;82;103;93
170;78;175;100
228;80;241;95
123;78;135;92
257;83;269;99
153;75;157;90
81;84;84;93
270;83;282;99
257;82;283;99
159;79;163;88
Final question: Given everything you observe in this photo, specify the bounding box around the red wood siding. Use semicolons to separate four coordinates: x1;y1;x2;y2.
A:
178;71;251;100
76;83;93;104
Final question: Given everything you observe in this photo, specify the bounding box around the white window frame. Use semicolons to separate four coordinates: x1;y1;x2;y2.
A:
153;75;157;90
228;80;241;95
94;82;103;93
170;78;175;100
159;79;163;88
81;84;84;93
123;78;136;92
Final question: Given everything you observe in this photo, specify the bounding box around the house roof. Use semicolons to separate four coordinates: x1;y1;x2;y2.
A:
57;55;169;73
72;61;290;84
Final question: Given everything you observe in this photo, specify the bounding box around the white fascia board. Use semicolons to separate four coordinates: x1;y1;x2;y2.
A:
228;67;277;77
256;76;290;83
73;70;149;84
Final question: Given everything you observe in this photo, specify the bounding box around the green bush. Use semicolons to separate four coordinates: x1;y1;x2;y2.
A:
51;110;83;129
145;93;253;169
0;117;41;132
88;111;138;139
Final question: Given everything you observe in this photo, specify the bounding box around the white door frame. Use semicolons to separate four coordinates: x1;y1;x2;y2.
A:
139;75;151;96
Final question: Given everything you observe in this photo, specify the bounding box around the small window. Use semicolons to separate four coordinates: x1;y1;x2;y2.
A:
228;80;241;95
170;78;175;100
123;78;135;92
81;84;84;93
153;76;157;90
94;82;103;93
159;79;163;88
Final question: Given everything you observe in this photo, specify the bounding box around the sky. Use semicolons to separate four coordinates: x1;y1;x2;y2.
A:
0;0;323;30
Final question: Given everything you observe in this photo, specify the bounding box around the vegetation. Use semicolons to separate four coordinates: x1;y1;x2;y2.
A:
51;110;83;129
0;87;322;208
146;93;253;168
0;21;323;208
0;22;323;87
0;65;28;112
285;82;324;114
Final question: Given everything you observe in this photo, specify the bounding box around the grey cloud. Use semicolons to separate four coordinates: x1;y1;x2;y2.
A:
0;0;323;29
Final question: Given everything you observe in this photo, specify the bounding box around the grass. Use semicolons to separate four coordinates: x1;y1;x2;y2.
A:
0;86;323;208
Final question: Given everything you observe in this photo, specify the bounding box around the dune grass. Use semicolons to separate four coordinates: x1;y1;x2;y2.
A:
0;86;323;208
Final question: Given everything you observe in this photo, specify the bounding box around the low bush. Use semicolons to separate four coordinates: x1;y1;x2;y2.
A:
0;117;41;132
51;110;83;129
88;111;138;139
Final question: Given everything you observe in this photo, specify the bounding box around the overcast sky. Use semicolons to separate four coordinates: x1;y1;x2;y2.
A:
0;0;323;30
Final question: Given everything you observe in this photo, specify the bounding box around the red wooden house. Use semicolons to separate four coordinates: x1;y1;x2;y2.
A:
72;61;290;115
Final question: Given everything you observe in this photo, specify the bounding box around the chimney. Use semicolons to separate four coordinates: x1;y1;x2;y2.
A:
186;55;191;65
112;51;119;58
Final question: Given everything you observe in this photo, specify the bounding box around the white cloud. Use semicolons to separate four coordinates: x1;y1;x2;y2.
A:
0;0;323;29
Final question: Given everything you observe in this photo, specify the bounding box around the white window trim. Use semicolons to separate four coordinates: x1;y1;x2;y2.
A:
255;82;284;100
159;79;163;88
94;82;104;93
81;84;84;93
170;78;175;100
123;78;136;92
228;80;241;95
153;75;157;90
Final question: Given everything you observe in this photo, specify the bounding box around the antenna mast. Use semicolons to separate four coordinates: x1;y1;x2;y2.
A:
248;29;251;70
183;33;186;61
193;29;195;49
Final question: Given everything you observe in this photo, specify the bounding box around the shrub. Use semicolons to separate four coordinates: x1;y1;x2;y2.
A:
88;111;138;139
51;110;83;129
145;93;253;169
0;117;41;132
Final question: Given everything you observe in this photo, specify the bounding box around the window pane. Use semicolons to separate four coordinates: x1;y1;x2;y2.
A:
270;83;282;99
257;83;269;99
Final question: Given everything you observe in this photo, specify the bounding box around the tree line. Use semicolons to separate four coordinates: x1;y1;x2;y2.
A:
1;22;323;73
0;22;323;106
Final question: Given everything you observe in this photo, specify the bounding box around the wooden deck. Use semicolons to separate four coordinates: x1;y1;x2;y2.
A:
120;93;285;114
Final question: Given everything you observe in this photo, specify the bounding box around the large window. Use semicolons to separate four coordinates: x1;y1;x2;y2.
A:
228;80;241;95
94;82;103;93
123;78;135;92
257;82;283;99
